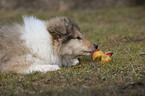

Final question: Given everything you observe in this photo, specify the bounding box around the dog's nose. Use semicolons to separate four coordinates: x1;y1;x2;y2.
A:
94;44;98;49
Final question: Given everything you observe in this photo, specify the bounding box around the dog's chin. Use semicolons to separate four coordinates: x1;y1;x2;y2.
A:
83;52;91;56
78;51;92;56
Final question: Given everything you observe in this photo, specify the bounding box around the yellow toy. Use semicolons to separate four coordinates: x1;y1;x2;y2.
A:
91;49;113;63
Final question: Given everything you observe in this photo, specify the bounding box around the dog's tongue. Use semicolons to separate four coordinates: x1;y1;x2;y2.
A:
91;49;99;57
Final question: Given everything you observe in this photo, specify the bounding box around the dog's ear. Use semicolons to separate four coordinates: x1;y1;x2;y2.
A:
48;25;67;36
48;17;72;36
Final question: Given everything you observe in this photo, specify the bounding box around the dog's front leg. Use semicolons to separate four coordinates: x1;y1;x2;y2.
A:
62;56;79;66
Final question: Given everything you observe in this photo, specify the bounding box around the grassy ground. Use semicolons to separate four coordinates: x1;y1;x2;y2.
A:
0;7;145;96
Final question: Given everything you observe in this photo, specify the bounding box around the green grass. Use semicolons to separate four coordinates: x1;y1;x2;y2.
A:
0;7;145;96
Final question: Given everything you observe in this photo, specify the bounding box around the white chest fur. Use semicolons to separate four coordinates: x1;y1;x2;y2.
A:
20;16;59;65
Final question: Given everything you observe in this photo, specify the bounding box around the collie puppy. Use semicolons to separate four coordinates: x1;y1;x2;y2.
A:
0;16;98;74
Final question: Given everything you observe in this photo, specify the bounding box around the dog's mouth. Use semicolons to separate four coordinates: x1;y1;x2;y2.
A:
82;51;92;56
82;48;98;56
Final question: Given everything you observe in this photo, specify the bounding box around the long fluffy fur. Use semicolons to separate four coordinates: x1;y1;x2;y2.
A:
0;16;96;74
0;16;60;73
21;16;60;65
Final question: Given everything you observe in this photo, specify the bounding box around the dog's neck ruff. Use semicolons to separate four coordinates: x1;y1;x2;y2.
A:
20;16;60;65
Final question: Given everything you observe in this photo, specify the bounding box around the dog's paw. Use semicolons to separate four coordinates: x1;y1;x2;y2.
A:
72;59;79;66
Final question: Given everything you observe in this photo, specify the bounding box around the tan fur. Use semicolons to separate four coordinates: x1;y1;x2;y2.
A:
46;17;96;67
0;24;32;73
46;17;95;57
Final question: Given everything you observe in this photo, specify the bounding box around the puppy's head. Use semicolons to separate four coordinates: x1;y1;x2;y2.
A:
47;17;98;56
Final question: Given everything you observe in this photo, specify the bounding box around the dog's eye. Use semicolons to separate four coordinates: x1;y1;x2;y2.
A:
76;37;81;40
